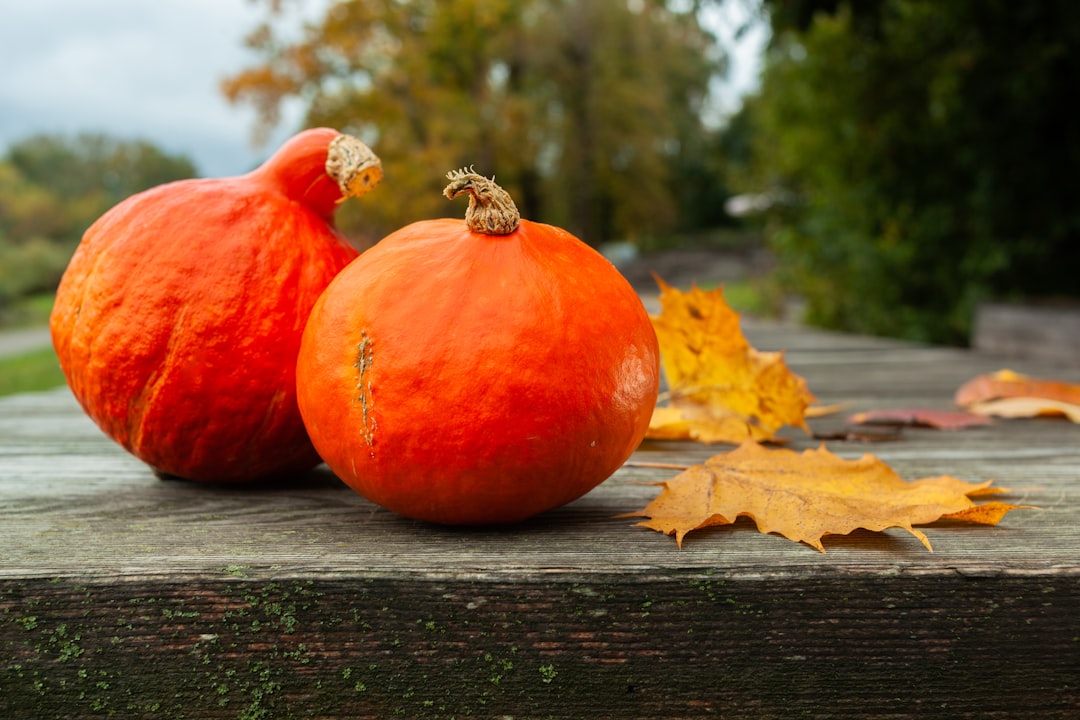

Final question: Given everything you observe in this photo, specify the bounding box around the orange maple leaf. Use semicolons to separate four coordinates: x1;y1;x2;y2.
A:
647;279;815;444
956;369;1080;422
623;441;1031;552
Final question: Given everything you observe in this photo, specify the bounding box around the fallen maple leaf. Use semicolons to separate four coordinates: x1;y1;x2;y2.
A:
647;279;815;444
955;368;1080;406
647;405;774;443
967;397;1080;423
623;441;1030;552
956;369;1080;423
847;408;993;430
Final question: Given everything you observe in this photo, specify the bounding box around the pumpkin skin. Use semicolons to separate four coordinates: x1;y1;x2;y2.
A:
50;128;381;483
296;170;659;524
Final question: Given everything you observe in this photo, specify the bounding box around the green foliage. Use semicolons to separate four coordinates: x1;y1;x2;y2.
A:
0;134;195;309
225;0;723;246
0;239;71;305
745;0;1080;344
0;292;54;328
0;346;65;398
7;133;196;210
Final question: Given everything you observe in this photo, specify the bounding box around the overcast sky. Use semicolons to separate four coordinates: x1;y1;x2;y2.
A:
0;0;766;179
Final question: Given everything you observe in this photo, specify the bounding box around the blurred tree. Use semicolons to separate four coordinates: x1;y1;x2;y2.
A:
7;134;196;217
0;134;195;304
741;0;1080;344
223;0;722;246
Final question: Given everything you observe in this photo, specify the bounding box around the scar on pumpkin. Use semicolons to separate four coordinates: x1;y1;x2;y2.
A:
353;331;375;446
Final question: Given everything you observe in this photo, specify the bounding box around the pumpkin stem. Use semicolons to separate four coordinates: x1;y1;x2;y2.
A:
326;135;383;200
253;128;382;221
443;168;520;235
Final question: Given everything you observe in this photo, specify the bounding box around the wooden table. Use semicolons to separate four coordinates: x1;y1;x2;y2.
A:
3;319;1078;719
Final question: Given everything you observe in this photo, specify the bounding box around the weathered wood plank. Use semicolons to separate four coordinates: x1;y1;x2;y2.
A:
974;301;1080;368
2;319;1079;718
3;574;1076;719
2;390;1077;576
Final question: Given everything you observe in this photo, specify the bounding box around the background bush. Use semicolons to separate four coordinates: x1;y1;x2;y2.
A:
740;0;1080;344
0;134;196;316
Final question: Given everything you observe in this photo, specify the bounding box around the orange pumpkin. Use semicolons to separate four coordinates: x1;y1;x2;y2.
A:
296;169;659;524
50;127;382;482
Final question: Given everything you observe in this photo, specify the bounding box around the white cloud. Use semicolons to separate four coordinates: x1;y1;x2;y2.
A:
0;0;765;177
0;0;316;177
700;0;771;124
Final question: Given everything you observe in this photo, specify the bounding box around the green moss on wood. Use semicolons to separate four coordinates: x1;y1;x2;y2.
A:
2;574;1077;718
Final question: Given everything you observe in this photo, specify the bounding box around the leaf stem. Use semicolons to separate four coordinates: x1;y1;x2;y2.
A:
623;461;692;471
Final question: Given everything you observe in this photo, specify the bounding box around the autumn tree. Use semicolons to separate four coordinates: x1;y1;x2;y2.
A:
223;0;722;246
739;0;1080;344
0;134;195;304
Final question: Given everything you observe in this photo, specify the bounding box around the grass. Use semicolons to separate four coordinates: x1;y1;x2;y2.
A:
693;277;790;320
719;280;770;316
0;346;66;398
0;292;54;328
0;293;62;397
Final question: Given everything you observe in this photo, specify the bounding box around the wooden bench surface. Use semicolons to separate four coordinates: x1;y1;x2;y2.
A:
2;318;1078;719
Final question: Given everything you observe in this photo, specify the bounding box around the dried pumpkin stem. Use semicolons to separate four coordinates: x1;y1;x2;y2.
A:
443;168;520;235
326;134;383;199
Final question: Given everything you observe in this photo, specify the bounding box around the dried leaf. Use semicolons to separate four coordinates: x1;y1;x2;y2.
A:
805;403;848;418
955;369;1080;407
967;397;1080;423
647;279;815;444
647;406;775;444
942;502;1025;525
847;407;993;430
956;369;1080;423
623;441;1030;552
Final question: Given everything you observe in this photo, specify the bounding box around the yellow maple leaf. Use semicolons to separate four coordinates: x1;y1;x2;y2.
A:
647;406;772;443
623;441;1031;552
647;278;815;443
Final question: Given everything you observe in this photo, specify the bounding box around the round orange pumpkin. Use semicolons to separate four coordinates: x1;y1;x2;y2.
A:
296;169;659;524
50;127;382;483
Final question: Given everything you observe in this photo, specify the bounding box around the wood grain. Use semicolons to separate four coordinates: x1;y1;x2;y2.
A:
974;301;1080;367
2;318;1079;718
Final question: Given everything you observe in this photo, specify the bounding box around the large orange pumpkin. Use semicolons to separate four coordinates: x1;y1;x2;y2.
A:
296;169;659;524
50;127;381;482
